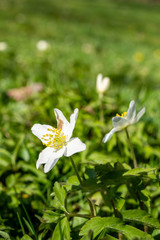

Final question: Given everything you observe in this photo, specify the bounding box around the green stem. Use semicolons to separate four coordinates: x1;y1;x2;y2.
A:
70;156;83;185
99;96;104;123
110;199;123;240
125;128;138;168
70;157;96;217
87;198;96;217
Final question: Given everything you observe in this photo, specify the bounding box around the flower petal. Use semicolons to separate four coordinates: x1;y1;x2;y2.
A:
96;73;103;90
112;116;128;128
36;147;55;169
54;108;78;141
44;147;66;173
136;107;145;122
127;100;136;121
31;124;53;144
103;128;118;143
67;108;79;140
64;137;86;157
54;108;70;130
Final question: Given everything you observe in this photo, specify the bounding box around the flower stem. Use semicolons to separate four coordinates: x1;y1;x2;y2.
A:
125;128;138;168
99;96;104;123
70;157;96;217
70;156;83;185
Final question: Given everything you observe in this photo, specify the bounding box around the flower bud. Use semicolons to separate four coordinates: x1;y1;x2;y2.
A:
96;73;110;97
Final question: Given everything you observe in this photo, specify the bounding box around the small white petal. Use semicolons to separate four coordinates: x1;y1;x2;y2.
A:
112;116;128;128
44;147;66;173
64;137;86;157
127;100;136;121
103;128;118;143
136;107;145;122
54;108;79;141
54;108;71;137
96;73;110;94
54;108;69;127
36;147;55;169
101;77;110;92
67;108;79;140
31;124;53;144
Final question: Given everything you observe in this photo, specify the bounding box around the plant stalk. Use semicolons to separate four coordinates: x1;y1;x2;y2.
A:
70;157;96;217
70;156;83;185
125;128;138;168
99;96;104;123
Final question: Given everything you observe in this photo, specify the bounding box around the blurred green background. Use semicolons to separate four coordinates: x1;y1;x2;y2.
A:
0;0;160;239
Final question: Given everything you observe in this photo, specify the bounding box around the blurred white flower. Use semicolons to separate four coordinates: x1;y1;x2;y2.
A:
36;40;49;51
103;100;145;143
96;73;110;98
0;42;7;51
31;108;86;173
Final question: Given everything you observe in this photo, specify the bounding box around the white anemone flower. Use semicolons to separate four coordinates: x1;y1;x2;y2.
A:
36;40;49;51
0;42;8;51
31;108;86;173
96;73;110;98
103;100;145;143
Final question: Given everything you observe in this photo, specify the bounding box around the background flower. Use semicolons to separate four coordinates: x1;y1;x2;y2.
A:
103;100;145;143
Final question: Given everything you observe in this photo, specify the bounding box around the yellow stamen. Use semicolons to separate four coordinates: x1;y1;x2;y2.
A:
116;112;127;118
42;127;66;150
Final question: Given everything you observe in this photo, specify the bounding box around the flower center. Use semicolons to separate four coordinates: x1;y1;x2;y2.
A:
42;128;66;150
116;112;127;118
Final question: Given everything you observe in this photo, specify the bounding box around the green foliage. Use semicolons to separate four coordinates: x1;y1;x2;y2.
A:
80;217;153;240
52;217;71;240
122;210;160;229
21;235;33;240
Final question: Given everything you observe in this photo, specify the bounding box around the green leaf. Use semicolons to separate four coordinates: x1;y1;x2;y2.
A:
87;152;113;164
54;182;66;211
102;235;118;240
80;217;153;240
0;148;12;163
21;234;33;240
123;167;155;176
43;210;64;223
23;218;35;236
122;210;160;229
12;134;25;166
0;231;10;240
67;175;79;186
52;217;71;240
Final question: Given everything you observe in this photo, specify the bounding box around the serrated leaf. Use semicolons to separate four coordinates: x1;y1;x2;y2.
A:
123;167;155;176
54;182;66;211
80;217;153;240
52;217;71;240
122;210;160;229
43;210;64;223
67;175;79;186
